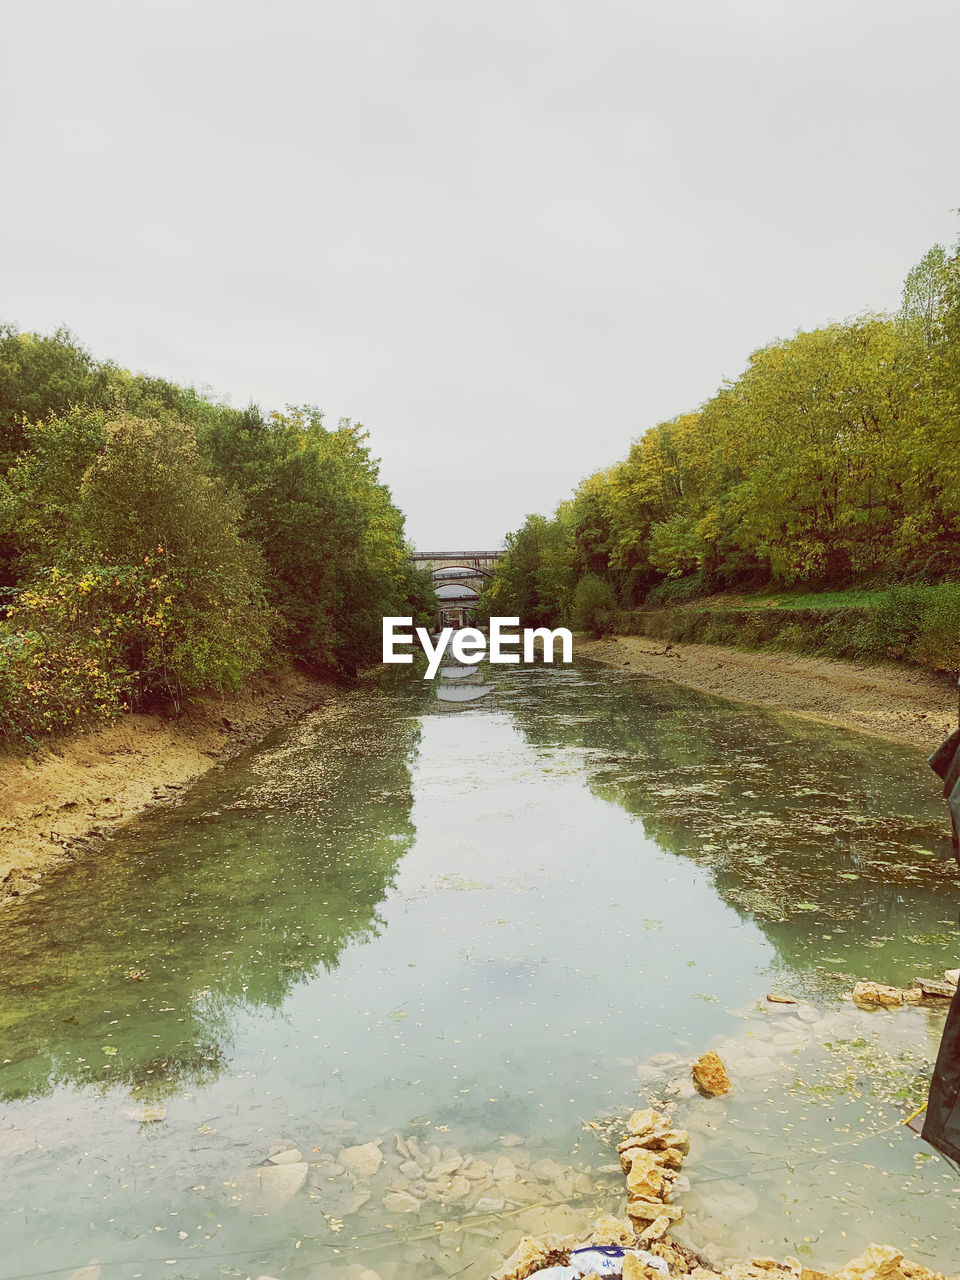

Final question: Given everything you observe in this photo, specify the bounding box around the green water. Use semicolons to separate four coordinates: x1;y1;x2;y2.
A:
1;662;959;1279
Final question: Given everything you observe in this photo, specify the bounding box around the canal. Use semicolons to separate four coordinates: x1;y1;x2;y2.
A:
1;661;958;1279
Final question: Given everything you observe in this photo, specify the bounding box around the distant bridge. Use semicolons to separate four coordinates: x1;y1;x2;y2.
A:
411;550;505;626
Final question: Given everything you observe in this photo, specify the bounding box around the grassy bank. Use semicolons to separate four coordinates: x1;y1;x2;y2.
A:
615;582;960;676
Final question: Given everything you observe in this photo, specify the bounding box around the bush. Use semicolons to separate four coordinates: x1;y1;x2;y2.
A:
644;574;706;607
912;584;960;672
0;626;126;745
2;415;275;732
570;573;617;636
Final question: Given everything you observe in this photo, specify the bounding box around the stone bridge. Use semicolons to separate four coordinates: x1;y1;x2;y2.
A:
411;550;505;627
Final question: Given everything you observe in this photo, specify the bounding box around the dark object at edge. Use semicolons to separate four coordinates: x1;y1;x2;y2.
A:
922;728;960;1164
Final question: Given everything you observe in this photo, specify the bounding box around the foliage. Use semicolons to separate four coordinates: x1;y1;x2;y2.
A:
0;327;426;743
199;404;410;672
491;228;960;668
569;573;616;636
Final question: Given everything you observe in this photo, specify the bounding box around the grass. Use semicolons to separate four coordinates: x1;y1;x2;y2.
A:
620;581;960;675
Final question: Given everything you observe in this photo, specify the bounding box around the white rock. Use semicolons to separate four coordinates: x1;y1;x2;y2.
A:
267;1147;303;1165
257;1161;308;1201
342;1188;372;1214
338;1141;384;1178
384;1190;421;1213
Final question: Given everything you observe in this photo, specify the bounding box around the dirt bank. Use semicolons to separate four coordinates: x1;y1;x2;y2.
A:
577;634;956;752
0;668;332;905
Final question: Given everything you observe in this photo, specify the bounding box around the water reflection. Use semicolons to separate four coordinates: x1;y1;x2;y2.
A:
0;688;421;1101
499;663;960;991
1;662;959;1278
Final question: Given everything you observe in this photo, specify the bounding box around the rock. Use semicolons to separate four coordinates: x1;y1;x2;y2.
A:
266;1146;303;1165
438;1174;472;1201
342;1188;373;1214
833;1244;907;1280
834;1249;911;1280
912;977;957;999
67;1269;102;1280
497;1179;541;1205
636;1213;672;1243
476;1194;506;1212
267;1139;298;1156
627;1107;662;1135
589;1214;634;1246
692;1050;732;1097
618;1138;684;1174
641;1128;690;1155
492;1234;551;1280
383;1190;421;1213
623;1257;646;1280
626;1199;683;1223
851;981;904;1008
257;1161;308;1201
338;1141;383;1178
499;1133;525;1146
493;1156;517;1180
625;1152;667;1201
666;1077;698;1100
945;969;960;985
766;993;797;1004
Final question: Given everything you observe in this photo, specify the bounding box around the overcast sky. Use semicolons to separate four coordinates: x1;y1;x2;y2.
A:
3;1;959;550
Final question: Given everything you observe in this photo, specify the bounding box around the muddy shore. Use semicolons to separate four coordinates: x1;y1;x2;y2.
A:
0;668;332;905
577;634;956;753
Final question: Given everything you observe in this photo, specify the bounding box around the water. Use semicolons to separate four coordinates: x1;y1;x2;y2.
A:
1;662;959;1279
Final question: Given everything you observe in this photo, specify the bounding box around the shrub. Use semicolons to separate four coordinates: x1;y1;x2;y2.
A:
0;626;126;745
570;573;617;636
912;584;960;672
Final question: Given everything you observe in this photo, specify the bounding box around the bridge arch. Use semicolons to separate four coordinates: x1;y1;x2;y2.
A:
410;549;505;628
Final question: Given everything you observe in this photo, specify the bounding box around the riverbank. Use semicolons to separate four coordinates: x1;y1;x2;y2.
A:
0;668;332;905
576;634;956;752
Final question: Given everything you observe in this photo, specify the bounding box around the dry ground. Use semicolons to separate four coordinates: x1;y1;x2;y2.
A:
577;634;956;752
0;668;332;904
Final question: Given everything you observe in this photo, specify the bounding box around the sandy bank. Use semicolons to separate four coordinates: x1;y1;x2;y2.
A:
0;668;332;905
577;634;956;752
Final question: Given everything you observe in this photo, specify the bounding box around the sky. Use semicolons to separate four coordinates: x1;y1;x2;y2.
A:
2;1;959;550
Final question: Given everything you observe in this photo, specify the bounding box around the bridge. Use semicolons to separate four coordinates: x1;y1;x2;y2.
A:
411;550;505;627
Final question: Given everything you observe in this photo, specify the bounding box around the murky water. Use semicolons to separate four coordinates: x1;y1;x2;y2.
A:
1;662;959;1279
